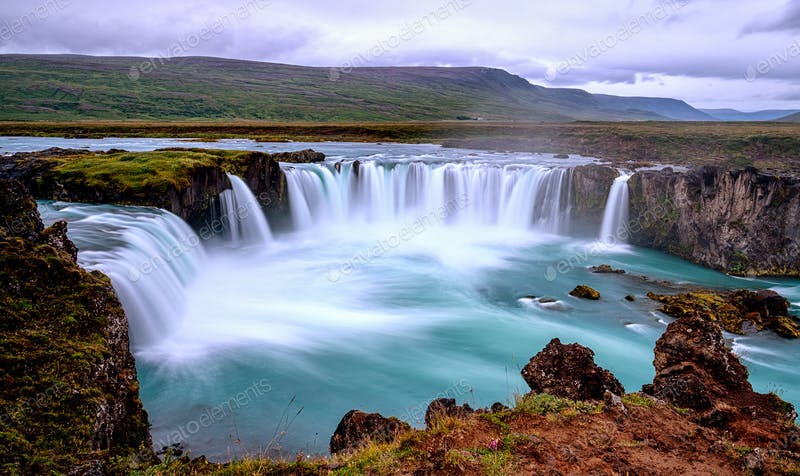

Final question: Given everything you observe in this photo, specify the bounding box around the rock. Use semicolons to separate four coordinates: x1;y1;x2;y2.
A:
272;149;326;163
491;402;510;413
570;285;601;300
625;295;636;302
0;179;43;241
521;338;624;401
652;315;795;423
554;153;569;159
538;298;557;304
628;166;800;276
744;448;766;475
0;181;154;472
732;289;790;318
648;289;800;339
591;264;626;274
330;410;410;454
424;398;474;428
571;165;620;235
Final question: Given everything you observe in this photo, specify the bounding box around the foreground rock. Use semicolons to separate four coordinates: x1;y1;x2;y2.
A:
0;179;154;474
330;410;411;454
648;289;800;338
521;338;624;400
591;264;625;274
424;398;474;428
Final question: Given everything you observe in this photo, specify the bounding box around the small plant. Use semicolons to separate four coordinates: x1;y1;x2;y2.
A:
622;393;655;408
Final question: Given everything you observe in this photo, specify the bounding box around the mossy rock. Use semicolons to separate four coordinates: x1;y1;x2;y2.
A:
570;285;601;300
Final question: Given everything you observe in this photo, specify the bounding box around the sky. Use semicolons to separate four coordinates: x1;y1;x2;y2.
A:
0;0;798;111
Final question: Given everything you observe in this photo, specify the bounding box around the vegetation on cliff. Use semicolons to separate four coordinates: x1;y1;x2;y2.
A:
0;179;153;475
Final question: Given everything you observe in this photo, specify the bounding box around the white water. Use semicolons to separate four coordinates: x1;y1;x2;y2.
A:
26;139;800;462
283;161;572;234
599;173;632;244
219;173;273;246
38;202;207;350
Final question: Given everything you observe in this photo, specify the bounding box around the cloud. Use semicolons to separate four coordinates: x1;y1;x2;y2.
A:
742;0;800;34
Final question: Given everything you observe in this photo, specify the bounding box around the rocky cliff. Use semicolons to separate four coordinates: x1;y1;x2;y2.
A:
0;179;154;474
0;147;324;231
628;166;800;276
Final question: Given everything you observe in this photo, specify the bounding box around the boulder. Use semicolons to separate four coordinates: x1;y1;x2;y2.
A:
570;285;601;300
424;398;473;428
521;338;624;400
330;410;410;454
591;264;626;274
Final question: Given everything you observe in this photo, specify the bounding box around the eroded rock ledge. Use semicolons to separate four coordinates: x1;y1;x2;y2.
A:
0;179;154;474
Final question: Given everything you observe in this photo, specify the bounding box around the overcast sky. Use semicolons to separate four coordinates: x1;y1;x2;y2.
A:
1;0;798;111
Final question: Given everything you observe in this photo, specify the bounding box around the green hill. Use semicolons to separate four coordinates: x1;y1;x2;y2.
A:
0;54;705;122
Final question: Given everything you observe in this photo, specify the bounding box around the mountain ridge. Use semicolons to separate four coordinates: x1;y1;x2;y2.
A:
0;54;710;122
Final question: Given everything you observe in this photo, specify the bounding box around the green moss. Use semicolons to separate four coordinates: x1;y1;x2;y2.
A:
513;393;603;416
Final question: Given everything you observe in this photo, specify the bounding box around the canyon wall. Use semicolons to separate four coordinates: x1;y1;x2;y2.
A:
627;166;800;276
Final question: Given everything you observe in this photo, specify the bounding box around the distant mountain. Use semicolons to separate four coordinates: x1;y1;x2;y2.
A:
700;109;800;121
0;54;710;122
775;112;800;122
596;94;716;121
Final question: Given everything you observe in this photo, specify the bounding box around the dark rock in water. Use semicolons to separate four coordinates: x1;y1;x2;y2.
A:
521;338;624;400
522;295;536;300
424;398;474;428
554;153;569;159
625;295;636;302
652;316;795;423
648;289;800;338
591;264;626;274
272;149;326;163
538;297;557;304
330;410;410;454
569;285;601;300
732;289;790;318
570;165;619;235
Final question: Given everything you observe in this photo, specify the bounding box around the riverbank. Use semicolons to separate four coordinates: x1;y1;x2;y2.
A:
3;121;800;174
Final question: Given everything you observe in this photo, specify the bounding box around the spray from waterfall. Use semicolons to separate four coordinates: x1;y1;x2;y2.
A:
599;173;632;244
219;173;273;246
38;202;207;350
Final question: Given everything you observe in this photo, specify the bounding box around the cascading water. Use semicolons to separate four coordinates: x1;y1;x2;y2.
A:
219;173;273;246
26;140;800;462
599;173;632;244
37;202;207;350
283;161;573;234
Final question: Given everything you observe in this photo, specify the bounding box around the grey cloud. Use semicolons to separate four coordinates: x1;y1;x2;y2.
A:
742;0;800;34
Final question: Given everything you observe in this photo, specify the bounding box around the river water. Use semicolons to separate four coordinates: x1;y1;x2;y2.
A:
4;137;798;461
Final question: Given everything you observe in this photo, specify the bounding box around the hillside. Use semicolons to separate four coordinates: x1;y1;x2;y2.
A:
701;108;800;121
776;112;800;122
0;54;711;122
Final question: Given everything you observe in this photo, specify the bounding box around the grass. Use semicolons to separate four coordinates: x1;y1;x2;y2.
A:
513;393;604;416
622;393;655;408
4;120;800;174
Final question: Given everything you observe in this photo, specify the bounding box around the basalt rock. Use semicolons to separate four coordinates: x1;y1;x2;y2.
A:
591;264;625;274
330;410;411;454
424;398;474;428
0;179;154;473
521;338;624;400
628;166;800;276
647;289;800;338
570;285;601;300
651;315;794;423
571;165;619;235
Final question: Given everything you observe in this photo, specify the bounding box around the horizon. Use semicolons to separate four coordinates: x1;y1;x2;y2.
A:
1;0;798;111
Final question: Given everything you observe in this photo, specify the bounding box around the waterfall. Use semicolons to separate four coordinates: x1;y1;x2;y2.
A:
283;162;573;234
38;202;207;350
219;173;273;246
599;173;632;244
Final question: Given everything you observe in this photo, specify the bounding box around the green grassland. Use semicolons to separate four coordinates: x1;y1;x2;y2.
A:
3;120;800;174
